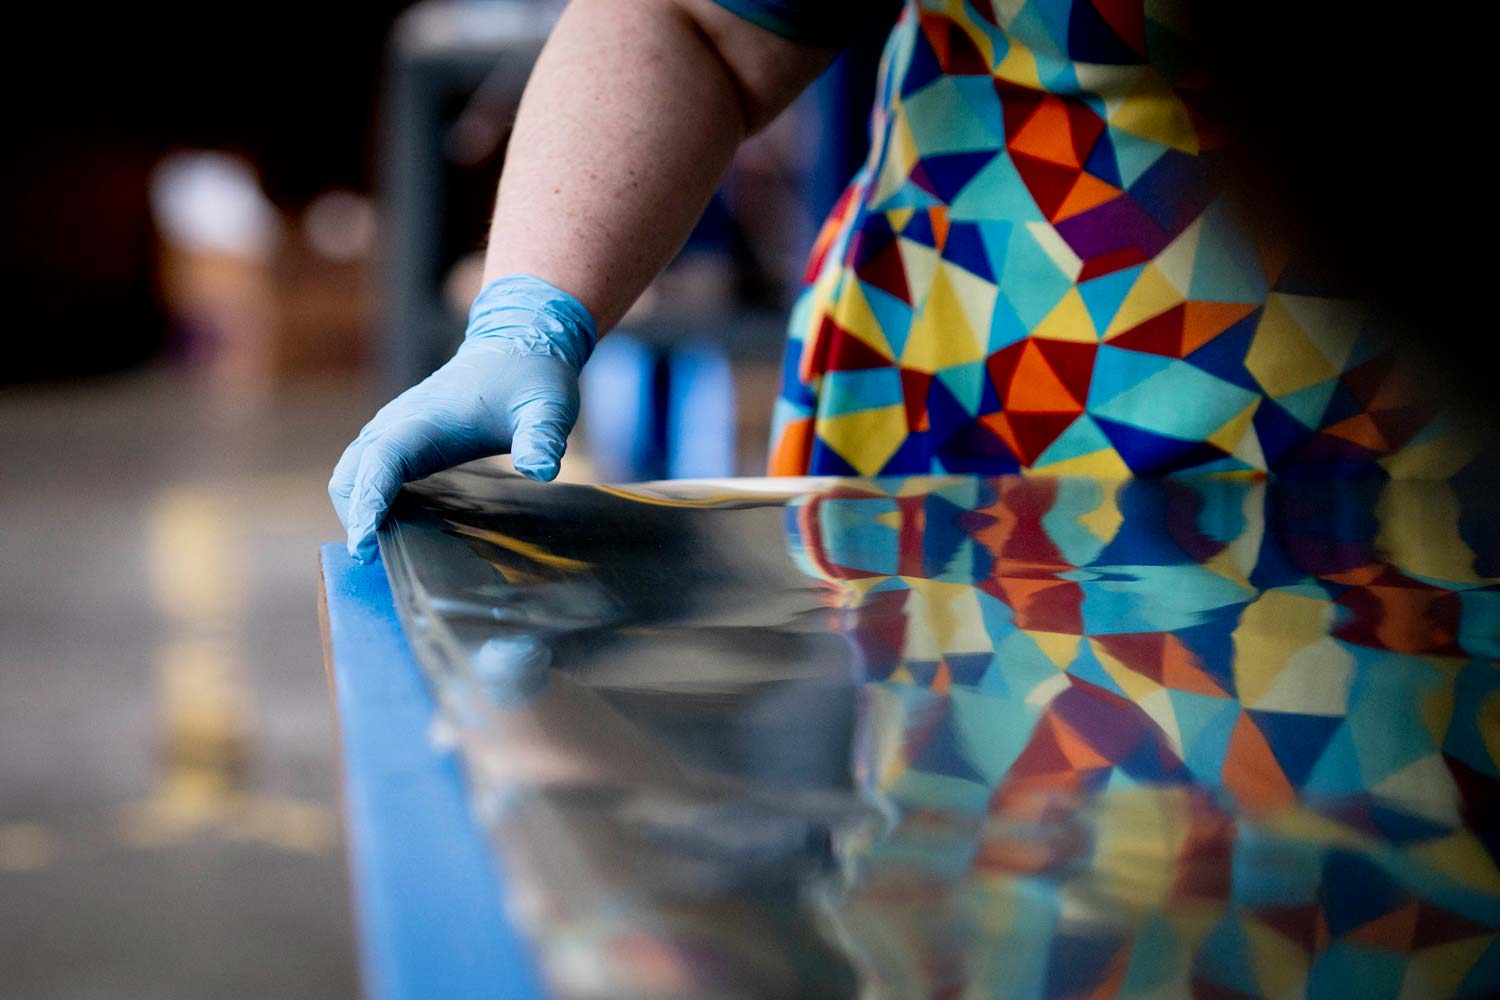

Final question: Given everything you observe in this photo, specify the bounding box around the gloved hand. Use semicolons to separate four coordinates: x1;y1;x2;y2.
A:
329;273;597;562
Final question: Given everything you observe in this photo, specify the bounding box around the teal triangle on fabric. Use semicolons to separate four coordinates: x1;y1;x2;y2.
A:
1033;412;1114;464
1188;199;1270;303
949;153;1046;222
951;75;1008;146
1300;722;1364;797
1092;361;1260;439
1012;0;1068;57
1080;264;1145;332
936;360;988;415
1109;126;1171;187
904;77;1005;154
1275;379;1338;428
999;224;1073;326
950;687;1043;785
820;367;905;417
1087;344;1176;407
986;293;1033;352
862;281;915;358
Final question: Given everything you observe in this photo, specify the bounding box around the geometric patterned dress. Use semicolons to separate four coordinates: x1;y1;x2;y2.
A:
766;0;1477;479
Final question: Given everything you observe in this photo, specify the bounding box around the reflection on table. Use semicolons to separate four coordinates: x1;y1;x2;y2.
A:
381;466;1500;1000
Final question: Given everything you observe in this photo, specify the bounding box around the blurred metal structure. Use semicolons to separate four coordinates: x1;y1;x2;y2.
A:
381;1;555;393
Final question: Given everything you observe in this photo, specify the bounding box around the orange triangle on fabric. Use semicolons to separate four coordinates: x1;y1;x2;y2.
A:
931;659;952;695
1323;413;1389;452
929;206;951;250
769;417;815;477
1223;712;1297;811
1346;901;1420;951
1009;96;1082;168
1007;341;1086;411
1260;238;1292;289
1183;301;1259;353
1053;172;1121;222
1160;634;1229;696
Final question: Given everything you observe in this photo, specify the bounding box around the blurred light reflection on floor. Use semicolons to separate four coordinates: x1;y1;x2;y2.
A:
0;367;374;999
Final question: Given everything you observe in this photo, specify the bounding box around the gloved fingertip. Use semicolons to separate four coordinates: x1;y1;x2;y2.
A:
516;455;564;482
349;528;381;564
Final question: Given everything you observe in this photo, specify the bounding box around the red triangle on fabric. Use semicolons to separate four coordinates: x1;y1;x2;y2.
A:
1079;247;1150;282
857;238;911;302
1029;339;1098;405
943;21;990;75
1009;152;1081;218
1110;304;1187;357
900;368;933;431
1090;0;1147;55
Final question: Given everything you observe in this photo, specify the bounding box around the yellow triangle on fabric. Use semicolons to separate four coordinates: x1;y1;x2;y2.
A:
1036;447;1133;478
886;207;915;233
896;236;941;311
902;269;984;372
1245;295;1341;396
1025;221;1083;281
1403;938;1495;1000
1138;689;1183;756
832;277;897;358
944;262;1000;355
1104;264;1184;338
1030;630;1081;669
1110;73;1199;154
1154;217;1201;294
1276;293;1366;370
1206;399;1260;452
871;112;920;206
1032;287;1101;342
1411;832;1500;894
993;33;1041;87
1380;430;1481;480
1376;480;1492;587
1243;922;1308;998
815;403;909;477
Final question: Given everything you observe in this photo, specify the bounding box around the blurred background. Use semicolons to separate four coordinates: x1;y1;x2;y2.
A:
0;2;890;996
0;0;1485;996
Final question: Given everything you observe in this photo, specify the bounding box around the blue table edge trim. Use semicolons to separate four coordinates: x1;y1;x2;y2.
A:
319;543;547;1000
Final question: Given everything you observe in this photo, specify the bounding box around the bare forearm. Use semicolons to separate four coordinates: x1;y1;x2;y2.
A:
482;0;831;332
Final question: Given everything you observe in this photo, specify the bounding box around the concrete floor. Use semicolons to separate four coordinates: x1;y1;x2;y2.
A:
0;368;380;999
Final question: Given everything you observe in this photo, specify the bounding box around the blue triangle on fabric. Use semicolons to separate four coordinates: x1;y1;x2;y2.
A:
943;220;994;281
1068;0;1148;65
1321;852;1408;936
779;346;817;408
808;438;861;477
863;281;915;358
1087;345;1175;407
913;717;989;782
921;150;999;203
945;651;994;688
1093;417;1229;475
903;209;937;247
986;292;1031;353
1183;310;1260;391
1251;398;1312;469
1079;264;1143;332
927;374;976;441
901;22;945;99
1245;710;1343;787
878;431;933;476
936;360;987;415
1127;149;1205;231
1082;127;1122;187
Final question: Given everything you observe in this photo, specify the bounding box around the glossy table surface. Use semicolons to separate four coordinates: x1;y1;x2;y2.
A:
377;464;1500;1000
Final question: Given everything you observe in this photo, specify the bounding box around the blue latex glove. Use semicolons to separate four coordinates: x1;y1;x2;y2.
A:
329;274;597;562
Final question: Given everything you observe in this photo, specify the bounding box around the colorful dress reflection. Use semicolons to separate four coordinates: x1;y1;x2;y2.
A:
786;476;1500;998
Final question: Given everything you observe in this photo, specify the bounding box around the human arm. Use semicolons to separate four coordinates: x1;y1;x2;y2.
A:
330;0;838;561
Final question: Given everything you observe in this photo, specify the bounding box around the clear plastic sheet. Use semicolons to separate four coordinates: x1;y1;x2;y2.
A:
379;464;1500;999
